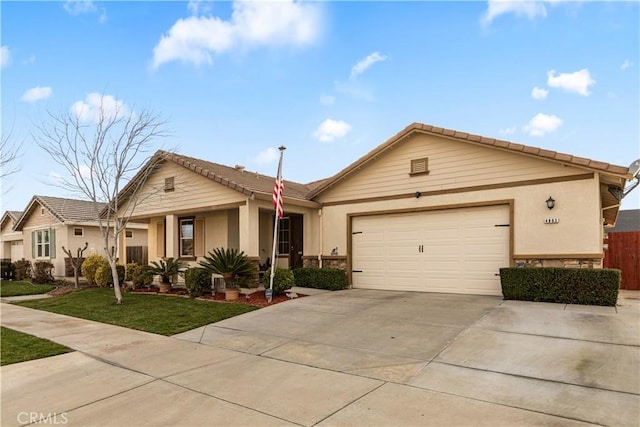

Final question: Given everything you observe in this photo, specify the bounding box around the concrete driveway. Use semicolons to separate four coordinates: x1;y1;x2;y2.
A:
2;289;639;426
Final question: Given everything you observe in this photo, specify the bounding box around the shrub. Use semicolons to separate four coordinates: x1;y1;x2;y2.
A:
1;261;15;280
292;268;348;291
262;267;295;296
32;261;55;284
500;267;620;307
185;267;212;298
133;265;154;289
95;264;125;288
81;253;109;285
13;259;32;281
125;262;139;282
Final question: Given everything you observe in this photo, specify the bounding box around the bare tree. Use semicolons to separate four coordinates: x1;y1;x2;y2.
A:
61;242;88;289
1;127;21;179
36;97;168;303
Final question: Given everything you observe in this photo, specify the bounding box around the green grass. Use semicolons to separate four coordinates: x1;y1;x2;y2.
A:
1;326;72;366
14;289;259;336
0;280;56;297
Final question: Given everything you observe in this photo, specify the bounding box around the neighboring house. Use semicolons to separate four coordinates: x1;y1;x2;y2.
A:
12;196;148;278
604;209;640;290
117;122;634;296
1;210;24;262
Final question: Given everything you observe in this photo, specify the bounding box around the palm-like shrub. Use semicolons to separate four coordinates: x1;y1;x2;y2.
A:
149;257;186;284
198;248;256;288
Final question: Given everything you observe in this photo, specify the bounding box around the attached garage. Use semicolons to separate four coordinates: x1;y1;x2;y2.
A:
351;204;511;295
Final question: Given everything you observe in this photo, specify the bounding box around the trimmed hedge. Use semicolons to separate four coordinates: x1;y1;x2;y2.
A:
185;267;212;298
95;264;126;288
500;267;620;307
292;268;348;291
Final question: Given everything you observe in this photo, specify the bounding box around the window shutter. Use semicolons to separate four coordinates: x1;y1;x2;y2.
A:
49;228;56;259
31;231;36;258
156;221;165;257
195;218;205;257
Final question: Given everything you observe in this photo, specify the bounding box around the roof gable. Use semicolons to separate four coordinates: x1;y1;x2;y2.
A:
309;122;632;198
14;196;106;231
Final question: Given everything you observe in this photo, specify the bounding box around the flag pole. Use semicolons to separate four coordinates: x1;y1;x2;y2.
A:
268;146;286;303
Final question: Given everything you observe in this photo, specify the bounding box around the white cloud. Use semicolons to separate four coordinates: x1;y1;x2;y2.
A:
252;147;279;165
523;113;563;137
152;0;323;69
64;0;97;15
313;119;351;142
188;1;214;15
1;45;10;68
320;95;335;106
547;68;595;96
499;126;517;135
64;1;107;23
621;59;632;70
531;86;549;100
481;0;547;26
71;93;130;123
21;86;53;103
350;51;387;79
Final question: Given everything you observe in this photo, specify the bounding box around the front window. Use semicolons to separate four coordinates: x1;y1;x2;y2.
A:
179;218;194;257
278;217;290;255
36;230;50;257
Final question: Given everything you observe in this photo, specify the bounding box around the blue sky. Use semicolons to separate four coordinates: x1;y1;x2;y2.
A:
1;0;639;213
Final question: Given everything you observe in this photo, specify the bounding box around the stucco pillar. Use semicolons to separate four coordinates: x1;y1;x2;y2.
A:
120;229;127;264
165;214;178;258
238;200;259;257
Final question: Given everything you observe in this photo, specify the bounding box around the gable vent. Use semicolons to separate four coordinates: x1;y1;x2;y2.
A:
164;177;175;192
410;158;429;176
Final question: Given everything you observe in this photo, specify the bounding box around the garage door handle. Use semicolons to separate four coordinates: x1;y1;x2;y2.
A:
352;270;363;273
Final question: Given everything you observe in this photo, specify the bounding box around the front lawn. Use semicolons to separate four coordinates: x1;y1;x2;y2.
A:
0;280;56;297
14;288;259;336
1;326;72;366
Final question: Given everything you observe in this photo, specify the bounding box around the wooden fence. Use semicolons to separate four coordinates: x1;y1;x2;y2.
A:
126;246;148;266
603;232;639;290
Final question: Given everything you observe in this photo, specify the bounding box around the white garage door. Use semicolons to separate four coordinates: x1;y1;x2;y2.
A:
351;205;510;295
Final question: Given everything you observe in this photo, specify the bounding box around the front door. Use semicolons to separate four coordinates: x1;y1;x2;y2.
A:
289;214;303;269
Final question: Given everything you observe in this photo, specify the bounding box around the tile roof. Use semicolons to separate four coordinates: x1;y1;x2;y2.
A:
14;196;107;230
606;209;640;233
308;122;633;197
159;151;312;200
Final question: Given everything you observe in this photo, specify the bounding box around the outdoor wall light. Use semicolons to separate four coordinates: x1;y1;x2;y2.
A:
546;196;556;210
415;191;422;199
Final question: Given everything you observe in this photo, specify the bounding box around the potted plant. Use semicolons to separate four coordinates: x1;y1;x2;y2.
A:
149;257;186;293
198;248;256;301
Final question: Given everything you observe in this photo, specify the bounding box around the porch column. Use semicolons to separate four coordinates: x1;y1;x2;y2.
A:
165;214;178;258
238;200;260;258
120;229;127;264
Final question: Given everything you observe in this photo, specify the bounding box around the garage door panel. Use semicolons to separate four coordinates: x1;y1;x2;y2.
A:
352;205;509;295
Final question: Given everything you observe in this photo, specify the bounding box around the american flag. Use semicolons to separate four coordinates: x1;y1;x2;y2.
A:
272;177;284;219
272;163;284;219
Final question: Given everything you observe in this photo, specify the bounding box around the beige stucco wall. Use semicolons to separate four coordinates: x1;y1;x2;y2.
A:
319;177;602;260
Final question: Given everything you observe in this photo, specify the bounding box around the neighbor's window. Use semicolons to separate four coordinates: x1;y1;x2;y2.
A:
164;177;175;192
125;230;133;239
179;218;194;257
410;157;429;176
36;229;50;257
74;227;84;237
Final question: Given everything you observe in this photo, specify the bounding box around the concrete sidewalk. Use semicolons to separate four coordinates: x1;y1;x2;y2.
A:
2;290;639;426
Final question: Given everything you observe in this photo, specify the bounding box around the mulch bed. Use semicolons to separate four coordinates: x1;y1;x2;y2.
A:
130;287;306;307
